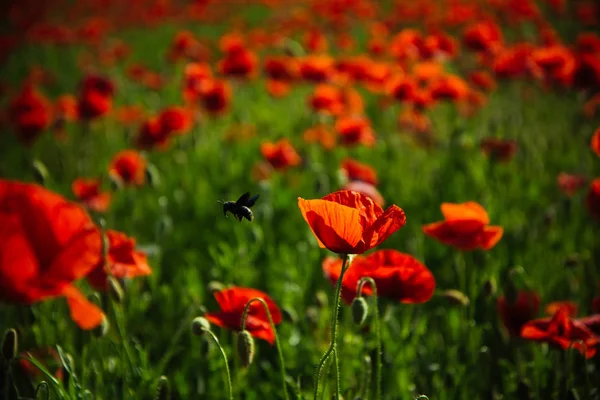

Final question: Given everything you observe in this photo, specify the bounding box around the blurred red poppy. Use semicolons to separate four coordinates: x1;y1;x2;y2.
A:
423;202;503;251
335;116;376;147
573;55;600;92
72;178;111;212
182;62;213;103
298;190;406;255
323;250;435;304
309;84;344;115
497;290;540;337
386;76;417;103
299;55;335;82
557;173;587;196
586;178;600;220
108;150;146;186
78;75;115;120
0;179;104;329
521;308;598;359
264;56;298;81
136;117;170;150
7;85;52;146
469;71;497;92
462;21;503;54
198;79;232;115
304;29;328;53
430;75;470;101
158;106;193;136
578;314;600;335
480;138;518;162
218;46;258;79
545;301;578;317
260;139;301;170
303;124;336;150
205;287;282;344
86;230;151;291
340;158;378;186
592;127;600;157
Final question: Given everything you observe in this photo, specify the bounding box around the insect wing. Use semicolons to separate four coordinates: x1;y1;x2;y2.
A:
245;194;260;208
236;192;250;206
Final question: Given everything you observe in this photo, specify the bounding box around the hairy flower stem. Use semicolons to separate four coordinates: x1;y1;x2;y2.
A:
313;254;351;400
357;277;382;400
241;298;289;400
204;330;234;400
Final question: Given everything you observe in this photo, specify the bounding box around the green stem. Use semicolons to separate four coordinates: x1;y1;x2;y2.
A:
313;254;351;400
357;277;381;400
241;298;289;400
204;330;234;400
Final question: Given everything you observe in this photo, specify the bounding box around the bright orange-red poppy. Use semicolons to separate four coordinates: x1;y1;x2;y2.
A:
72;178;111;212
468;71;497;92
386;76;417;103
308;84;344;115
545;301;578;317
298;190;406;255
205;287;282;344
521;308;598;359
182;62;213;103
497;290;540;337
340;158;378;186
343;181;384;207
335;116;376;147
198;79;232;116
0;179;104;329
158;106;193;136
260;139;301;170
430;75;470;101
299;55;335;82
462;21;503;54
322;250;435;304
303;124;336;150
422;202;503;251
86;230;151;291
108;150;146;186
218;47;258;79
557;173;587;196
592;127;600;157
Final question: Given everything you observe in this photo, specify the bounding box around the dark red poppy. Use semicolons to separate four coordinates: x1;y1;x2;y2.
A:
205;287;282;344
86;230;151;291
77;75;115;120
497;290;540;337
493;44;534;79
573;55;600;91
299;55;335;82
264;56;298;81
135;117;170;150
322;250;435;304
298;190;406;255
480;138;518;162
340;158;378;186
308;84;344;115
521;308;598;359
72;178;111;213
530;45;575;86
586;178;600;220
218;47;258;79
462;21;503;54
335;116;376;147
0;179;104;329
260;139;301;170
576;33;600;55
7;85;52;146
198;79;231;115
423;202;503;251
182;62;213;103
592;127;600;157
108;150;146;186
430;75;470;101
386;76;417;103
578;314;600;335
557;173;587;196
158;106;193;136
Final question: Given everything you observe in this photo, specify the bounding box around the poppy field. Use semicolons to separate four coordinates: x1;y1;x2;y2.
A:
2;0;600;399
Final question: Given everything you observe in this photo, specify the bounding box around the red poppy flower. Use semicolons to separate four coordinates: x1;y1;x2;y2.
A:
462;21;503;54
423;202;503;251
531;45;576;86
308;84;344;115
497;290;540;337
493;44;534;79
343;181;385;207
303;124;336;150
72;178;111;212
260;139;301;170
7;85;52;146
386;76;417;103
198;79;231;116
430;75;470;101
592;128;600;157
299;55;335;82
576;33;600;55
77;75;115;120
205;287;282;344
115;105;145;126
86;230;151;291
335;116;376;147
298;190;406;255
0;179;104;329
322;250;435;304
304;29;328;53
108;150;146;186
480;138;518;162
218;47;258;79
158;106;193;136
264;56;298;81
182;62;212;103
468;71;497;92
578;314;600;335
340;158;378;186
586;178;600;220
521;308;598;359
266;80;292;98
54;94;79;123
545;301;578;317
135;117;170;150
557;173;587;196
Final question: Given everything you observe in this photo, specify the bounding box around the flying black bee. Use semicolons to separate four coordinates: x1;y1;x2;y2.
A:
219;192;260;222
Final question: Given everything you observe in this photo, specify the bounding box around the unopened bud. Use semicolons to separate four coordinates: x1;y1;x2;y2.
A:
107;276;124;303
32;160;49;186
145;163;161;188
351;297;369;326
440;290;470;306
237;330;255;368
2;328;18;361
191;317;211;336
481;277;497;298
155;375;170;400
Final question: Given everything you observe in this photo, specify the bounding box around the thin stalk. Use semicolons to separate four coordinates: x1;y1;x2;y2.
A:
357;277;382;400
313;254;351;400
204;330;234;400
241;298;289;400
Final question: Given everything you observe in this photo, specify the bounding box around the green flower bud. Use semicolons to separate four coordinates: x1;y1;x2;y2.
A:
237;330;255;368
351;297;369;326
32;160;49;186
108;276;124;304
2;328;18;361
191;317;211;336
155;376;170;400
440;289;470;306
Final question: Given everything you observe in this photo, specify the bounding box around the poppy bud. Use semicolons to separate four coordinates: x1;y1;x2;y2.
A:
145;163;161;188
351;297;369;326
108;276;124;303
237;330;255;368
155;375;170;400
32;160;49;186
440;289;470;306
516;380;532;400
315;290;328;309
208;281;225;293
1;328;18;361
481;277;497;298
191;316;211;336
94;316;110;338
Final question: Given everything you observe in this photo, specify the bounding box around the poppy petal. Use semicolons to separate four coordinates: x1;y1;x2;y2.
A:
441;202;490;224
45;228;103;285
480;226;503;250
363;205;406;249
62;285;104;329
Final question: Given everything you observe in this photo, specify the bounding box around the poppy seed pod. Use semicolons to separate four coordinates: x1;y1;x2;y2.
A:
191;316;211;336
155;376;170;400
351;297;369;326
1;328;18;361
237;330;255;367
107;276;124;303
32;160;49;186
440;289;470;306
